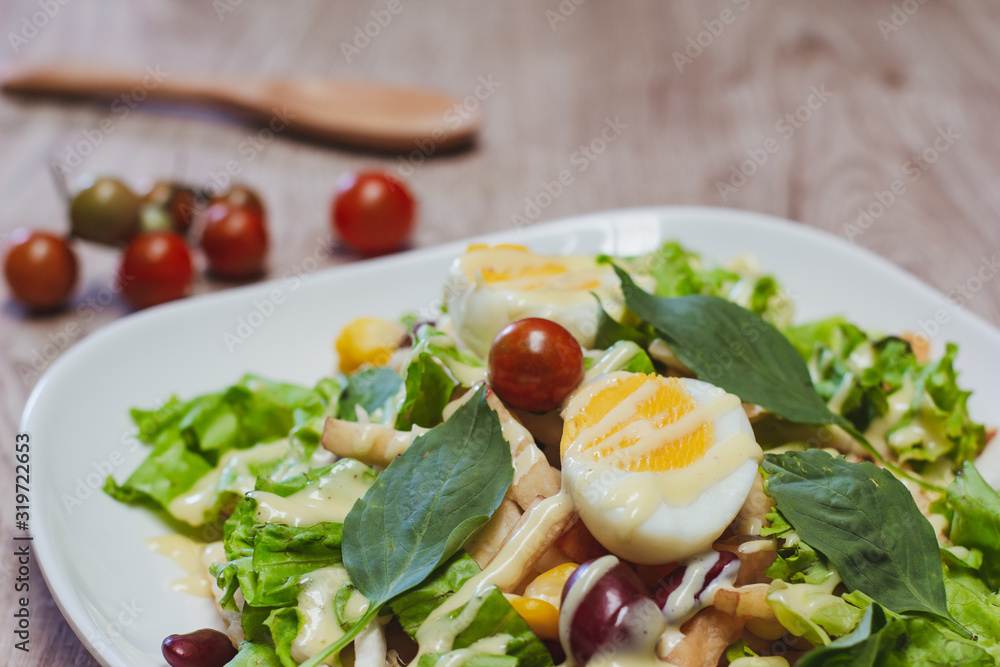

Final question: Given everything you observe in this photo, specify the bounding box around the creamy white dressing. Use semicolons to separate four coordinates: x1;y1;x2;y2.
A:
653;552;739;661
416;586;496;659
558;555;620;649
864;378;916;456
250;458;374;527
826;371;855;415
435;635;514;667
167;438;301;525
292;566;363;665
416;493;575;656
730;658;790;667
663;551;740;627
145;534;214;597
322;419;425;467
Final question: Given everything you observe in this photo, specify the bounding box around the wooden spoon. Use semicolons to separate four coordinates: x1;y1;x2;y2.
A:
1;64;479;153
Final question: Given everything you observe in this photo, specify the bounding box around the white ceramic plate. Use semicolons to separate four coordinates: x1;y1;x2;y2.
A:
24;207;1000;666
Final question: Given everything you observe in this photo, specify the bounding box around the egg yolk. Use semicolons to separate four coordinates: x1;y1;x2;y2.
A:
560;373;714;473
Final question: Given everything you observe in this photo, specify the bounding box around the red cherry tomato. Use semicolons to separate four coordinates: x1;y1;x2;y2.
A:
201;203;268;279
119;232;193;309
488;318;585;412
211;183;265;217
332;171;415;255
3;229;78;311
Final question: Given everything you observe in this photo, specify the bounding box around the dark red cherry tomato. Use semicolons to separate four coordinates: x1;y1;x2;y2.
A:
200;203;268;279
332;171;415;255
211;183;265;217
119;232;193;309
3;229;78;311
488;318;584;412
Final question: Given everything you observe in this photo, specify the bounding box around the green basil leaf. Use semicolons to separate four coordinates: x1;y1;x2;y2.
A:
299;388;513;667
763;450;951;622
593;294;650;349
943;462;1000;590
338;367;403;420
345;386;512;603
613;266;844;427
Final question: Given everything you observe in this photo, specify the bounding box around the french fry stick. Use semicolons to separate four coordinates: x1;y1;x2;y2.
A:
321;418;425;467
465;497;523;568
486;392;561;510
661;608;745;667
487;496;575;594
712;584;775;620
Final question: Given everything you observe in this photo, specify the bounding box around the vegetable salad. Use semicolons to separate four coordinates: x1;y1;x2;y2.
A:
106;241;999;667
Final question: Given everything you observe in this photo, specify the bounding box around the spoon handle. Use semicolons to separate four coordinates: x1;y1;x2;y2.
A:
1;64;236;105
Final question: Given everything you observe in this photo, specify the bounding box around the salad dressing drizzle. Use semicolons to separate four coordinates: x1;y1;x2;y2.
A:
292;565;368;665
167;438;304;525
145;534;214;598
415;492;575;657
250;458;373;527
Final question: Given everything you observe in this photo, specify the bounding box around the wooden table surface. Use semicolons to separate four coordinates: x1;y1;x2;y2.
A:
3;1;1000;665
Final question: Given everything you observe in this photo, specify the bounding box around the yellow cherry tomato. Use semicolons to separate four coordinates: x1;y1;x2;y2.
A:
335;317;406;373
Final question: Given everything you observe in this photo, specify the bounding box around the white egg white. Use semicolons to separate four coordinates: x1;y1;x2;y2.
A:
443;247;625;358
561;374;763;564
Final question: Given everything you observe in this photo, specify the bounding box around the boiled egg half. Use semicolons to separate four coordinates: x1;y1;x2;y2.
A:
443;245;625;358
560;371;762;564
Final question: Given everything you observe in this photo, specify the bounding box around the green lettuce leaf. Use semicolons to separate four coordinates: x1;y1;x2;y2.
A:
390;553;482;638
797;604;995;667
939;462;1000;590
943;564;1000;658
418;588;553;667
338;367;403;421
395;352;458;430
226;641;283;666
762;508;835;585
767;579;866;646
105;376;337;516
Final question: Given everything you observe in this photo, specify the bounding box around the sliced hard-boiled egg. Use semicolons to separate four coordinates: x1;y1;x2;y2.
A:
443;245;626;358
560;371;762;564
